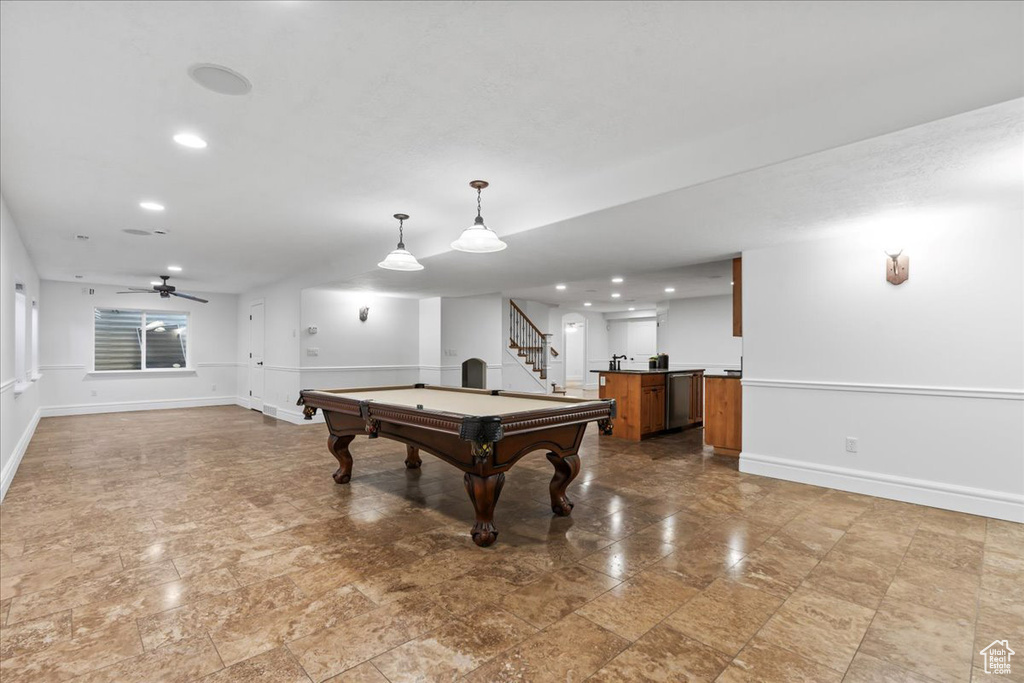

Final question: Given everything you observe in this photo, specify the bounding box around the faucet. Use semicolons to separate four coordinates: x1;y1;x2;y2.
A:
612;354;627;371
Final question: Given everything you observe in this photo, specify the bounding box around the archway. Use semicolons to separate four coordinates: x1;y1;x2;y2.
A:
462;357;487;389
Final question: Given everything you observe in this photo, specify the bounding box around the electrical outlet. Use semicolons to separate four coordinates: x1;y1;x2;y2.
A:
90;389;98;397
845;437;858;453
306;347;319;356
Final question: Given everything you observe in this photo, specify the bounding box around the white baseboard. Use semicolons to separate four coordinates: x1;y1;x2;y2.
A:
40;396;241;417
741;451;1024;523
1;407;41;501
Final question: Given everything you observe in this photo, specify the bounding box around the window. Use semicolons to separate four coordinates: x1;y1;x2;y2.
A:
14;284;26;385
31;300;39;378
94;308;189;371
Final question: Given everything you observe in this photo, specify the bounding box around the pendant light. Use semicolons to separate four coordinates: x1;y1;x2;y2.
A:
451;180;507;253
378;213;424;271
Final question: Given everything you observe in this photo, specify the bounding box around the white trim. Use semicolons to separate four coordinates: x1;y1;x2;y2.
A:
38;364;87;371
740;451;1024;523
41;396;240;417
1;408;41;502
12;380;32;396
196;362;245;368
86;369;197;377
301;364;422;372
0;378;15;393
742;378;1022;401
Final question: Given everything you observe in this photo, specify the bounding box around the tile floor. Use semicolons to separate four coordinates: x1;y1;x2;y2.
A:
0;406;1020;682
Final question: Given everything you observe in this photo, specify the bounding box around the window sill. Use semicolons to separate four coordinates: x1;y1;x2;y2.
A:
87;369;197;377
13;380;31;396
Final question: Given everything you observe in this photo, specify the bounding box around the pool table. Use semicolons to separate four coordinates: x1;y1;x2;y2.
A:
297;384;615;546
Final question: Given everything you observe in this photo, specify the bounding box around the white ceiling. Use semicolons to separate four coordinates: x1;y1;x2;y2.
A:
332;99;1023;309
1;1;1021;294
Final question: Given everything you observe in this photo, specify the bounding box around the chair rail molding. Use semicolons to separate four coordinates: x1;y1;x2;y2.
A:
742;378;1023;401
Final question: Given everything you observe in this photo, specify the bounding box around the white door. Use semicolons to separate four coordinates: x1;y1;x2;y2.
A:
249;301;265;412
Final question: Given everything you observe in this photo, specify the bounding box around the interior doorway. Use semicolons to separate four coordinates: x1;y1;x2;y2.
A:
561;313;587;388
462;358;486;389
249;300;265;412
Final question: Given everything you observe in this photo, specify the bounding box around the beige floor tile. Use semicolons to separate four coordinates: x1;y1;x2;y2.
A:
68;634;224;683
756;586;874;672
762;518;845;559
843;651;937;683
904;529;984;575
803;550;895;609
716;636;843;682
575;564;704;641
199;647;310;683
886;556;980;621
0;610;73;660
463;613;628;683
0;619;143;683
918;508;988;543
723;542;819;599
698;517;779;554
370;606;536;681
497;563;620;628
286;595;451;682
972;622;1024;682
657;539;746;587
322;662;388;682
587;622;731;682
211;584;377;666
662;578;782;656
577;533;677;580
860;597;975;683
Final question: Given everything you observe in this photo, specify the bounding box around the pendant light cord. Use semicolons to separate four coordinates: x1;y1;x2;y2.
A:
397;217;405;249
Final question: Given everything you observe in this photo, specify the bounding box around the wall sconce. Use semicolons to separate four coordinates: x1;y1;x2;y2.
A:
885;249;909;285
359;306;369;322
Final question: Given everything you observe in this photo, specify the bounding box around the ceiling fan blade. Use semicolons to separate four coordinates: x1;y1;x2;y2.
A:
170;292;209;303
126;287;156;291
117;290;159;294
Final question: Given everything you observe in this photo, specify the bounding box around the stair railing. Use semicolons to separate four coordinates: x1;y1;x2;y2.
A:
509;300;559;380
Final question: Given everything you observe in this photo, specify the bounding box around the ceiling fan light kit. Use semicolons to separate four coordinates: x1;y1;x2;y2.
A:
117;275;208;303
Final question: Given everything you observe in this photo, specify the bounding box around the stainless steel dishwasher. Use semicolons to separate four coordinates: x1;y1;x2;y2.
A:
667;372;695;429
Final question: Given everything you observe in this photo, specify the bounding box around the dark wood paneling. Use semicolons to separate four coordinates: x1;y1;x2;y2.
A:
705;376;741;456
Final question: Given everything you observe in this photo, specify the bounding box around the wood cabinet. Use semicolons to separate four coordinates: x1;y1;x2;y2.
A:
704;376;741;456
641;385;665;433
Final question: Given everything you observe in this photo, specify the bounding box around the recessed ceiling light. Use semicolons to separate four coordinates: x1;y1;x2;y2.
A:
611;293;621;298
611;277;623;283
153;229;168;235
173;132;207;149
188;63;252;96
140;201;165;212
167;265;183;272
555;284;566;290
123;229;151;236
731;281;735;285
150;281;162;286
583;302;592;307
628;307;636;311
664;287;675;293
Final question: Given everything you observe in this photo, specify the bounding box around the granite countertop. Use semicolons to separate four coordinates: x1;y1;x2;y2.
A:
590;368;705;375
705;371;743;379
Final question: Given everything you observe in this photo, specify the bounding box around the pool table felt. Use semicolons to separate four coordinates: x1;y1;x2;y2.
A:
321;388;600;417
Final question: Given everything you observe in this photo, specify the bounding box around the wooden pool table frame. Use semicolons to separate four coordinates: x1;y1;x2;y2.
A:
297;384;615;546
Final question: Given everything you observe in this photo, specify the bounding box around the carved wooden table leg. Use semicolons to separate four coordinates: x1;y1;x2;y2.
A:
463;471;505;547
547;452;580;516
327;434;355;484
405;445;422;469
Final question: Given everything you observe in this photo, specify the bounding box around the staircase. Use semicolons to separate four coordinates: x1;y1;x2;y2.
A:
509;300;559;381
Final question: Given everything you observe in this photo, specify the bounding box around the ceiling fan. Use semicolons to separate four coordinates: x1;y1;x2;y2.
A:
117;275;208;303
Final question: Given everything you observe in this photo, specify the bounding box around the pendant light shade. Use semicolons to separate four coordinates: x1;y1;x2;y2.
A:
378;214;424;271
451;180;507;253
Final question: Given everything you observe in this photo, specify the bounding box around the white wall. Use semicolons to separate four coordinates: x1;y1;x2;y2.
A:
419;297;442;385
563;313;587;383
657;295;742;372
299;288;420;395
38;281;240;415
0;195;41;500
608;317;658;370
741;209;1024;522
441;295;503;388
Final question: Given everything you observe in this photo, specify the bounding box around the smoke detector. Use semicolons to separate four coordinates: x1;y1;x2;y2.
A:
188;64;252;95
